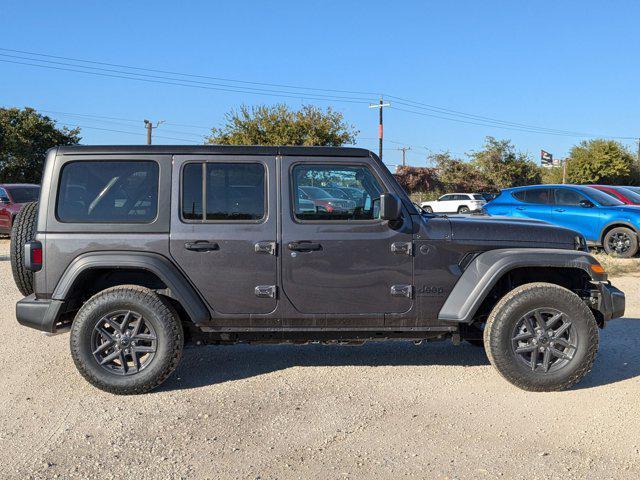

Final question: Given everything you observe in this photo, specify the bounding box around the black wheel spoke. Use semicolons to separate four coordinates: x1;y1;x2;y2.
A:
119;351;128;374
523;316;536;336
530;347;539;371
92;340;114;355
549;347;572;361
546;313;562;329
100;349;121;365
553;321;572;338
542;348;551;372
121;310;133;331
533;311;545;332
132;345;155;353
513;331;534;342
515;344;537;354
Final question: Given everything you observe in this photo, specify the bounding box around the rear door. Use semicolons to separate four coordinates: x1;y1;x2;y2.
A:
169;155;278;316
280;156;414;318
511;188;552;221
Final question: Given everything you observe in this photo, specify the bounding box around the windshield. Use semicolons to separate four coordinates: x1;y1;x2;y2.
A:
577;186;624;206
6;186;39;203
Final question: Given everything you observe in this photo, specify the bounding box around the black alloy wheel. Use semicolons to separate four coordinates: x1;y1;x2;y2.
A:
511;308;576;373
91;310;158;376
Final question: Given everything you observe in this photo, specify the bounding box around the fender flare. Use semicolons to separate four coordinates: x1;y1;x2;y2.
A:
52;251;210;326
437;248;604;323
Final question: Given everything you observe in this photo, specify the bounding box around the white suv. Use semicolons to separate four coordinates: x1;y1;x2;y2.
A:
420;193;486;214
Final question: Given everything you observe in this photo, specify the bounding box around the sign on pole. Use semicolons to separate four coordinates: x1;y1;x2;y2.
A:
540;150;553;166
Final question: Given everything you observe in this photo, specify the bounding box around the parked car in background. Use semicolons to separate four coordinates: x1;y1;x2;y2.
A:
0;184;40;235
587;185;640;205
485;184;640;257
420;193;486;214
298;186;356;214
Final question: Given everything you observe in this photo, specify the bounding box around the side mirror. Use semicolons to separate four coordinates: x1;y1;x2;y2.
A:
380;193;402;221
579;199;594;208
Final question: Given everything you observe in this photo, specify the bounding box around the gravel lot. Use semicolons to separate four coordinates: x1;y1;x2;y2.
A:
0;238;639;479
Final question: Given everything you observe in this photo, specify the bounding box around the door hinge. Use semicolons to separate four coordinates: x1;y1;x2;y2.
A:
391;241;413;255
255;285;277;298
255;241;277;255
391;284;414;298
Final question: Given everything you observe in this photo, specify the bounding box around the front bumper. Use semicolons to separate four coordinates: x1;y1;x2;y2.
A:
16;294;65;333
594;282;625;322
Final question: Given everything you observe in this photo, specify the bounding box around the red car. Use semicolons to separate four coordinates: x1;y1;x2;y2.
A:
587;185;640;205
0;184;40;235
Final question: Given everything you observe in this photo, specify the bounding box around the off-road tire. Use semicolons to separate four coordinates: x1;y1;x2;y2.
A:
484;282;598;392
70;285;184;395
603;226;638;258
10;201;38;296
457;206;470;214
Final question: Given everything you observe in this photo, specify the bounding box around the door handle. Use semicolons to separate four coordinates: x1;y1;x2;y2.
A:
554;208;566;212
288;241;322;252
516;207;526;211
185;241;220;252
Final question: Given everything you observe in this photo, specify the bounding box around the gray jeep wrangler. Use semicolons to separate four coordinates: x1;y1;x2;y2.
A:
11;145;625;394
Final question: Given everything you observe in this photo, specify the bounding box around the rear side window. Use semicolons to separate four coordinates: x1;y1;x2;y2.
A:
181;162;265;221
512;188;551;204
57;161;159;223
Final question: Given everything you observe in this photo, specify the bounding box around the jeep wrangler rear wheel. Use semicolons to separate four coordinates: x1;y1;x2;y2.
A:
484;282;598;391
70;285;184;395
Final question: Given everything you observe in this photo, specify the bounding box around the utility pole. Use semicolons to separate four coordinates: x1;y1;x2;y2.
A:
368;97;390;162
398;146;411;167
637;138;640;164
562;158;567;184
143;119;164;145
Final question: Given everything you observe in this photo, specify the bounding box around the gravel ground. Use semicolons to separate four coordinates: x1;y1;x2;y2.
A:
0;238;639;479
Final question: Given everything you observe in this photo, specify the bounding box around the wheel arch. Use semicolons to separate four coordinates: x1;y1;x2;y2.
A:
53;252;210;326
438;248;603;324
600;221;639;244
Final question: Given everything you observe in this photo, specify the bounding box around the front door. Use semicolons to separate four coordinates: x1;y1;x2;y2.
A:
552;187;603;241
169;156;278;316
280;157;414;317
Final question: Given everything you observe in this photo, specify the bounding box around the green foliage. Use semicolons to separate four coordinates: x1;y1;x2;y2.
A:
541;166;564;184
206;104;358;146
432;152;490;192
565;139;637;184
468;136;541;189
394;165;440;194
0;107;81;183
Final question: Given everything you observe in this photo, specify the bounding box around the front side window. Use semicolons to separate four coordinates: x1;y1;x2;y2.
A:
555;188;588;206
57;161;159;223
181;162;266;221
292;164;383;221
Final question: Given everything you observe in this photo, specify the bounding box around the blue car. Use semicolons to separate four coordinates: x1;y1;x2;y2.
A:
485;184;640;257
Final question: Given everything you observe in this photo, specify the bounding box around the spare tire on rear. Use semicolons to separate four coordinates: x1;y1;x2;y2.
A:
10;201;38;296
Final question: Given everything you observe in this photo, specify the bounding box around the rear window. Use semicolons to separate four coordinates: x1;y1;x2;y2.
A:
181;162;265;221
57;161;159;223
472;194;484;200
6;186;39;203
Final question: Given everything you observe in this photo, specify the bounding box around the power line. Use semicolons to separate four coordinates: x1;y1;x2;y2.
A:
2;47;636;140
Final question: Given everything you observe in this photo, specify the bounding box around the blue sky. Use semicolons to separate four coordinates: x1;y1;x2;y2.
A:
1;0;639;168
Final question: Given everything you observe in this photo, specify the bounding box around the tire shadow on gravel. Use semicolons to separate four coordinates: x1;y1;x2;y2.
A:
161;339;490;392
161;318;640;392
572;317;640;390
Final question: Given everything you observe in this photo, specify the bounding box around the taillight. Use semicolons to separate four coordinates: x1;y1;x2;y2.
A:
24;241;43;271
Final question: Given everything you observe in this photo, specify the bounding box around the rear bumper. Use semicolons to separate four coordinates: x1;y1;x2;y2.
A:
594;282;625;322
16;294;65;333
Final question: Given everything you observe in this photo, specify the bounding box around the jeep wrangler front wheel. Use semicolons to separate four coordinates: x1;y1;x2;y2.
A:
70;285;184;395
484;282;598;391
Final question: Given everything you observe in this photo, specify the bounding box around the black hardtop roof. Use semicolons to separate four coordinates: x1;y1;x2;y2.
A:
55;145;373;157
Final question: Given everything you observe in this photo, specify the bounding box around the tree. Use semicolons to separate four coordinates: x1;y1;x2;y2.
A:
565;139;637;184
469;137;541;189
394;165;440;193
0;107;81;183
432;152;490;192
206;104;358;146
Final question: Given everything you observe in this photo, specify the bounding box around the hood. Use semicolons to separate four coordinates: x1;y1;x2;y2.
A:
445;215;580;246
